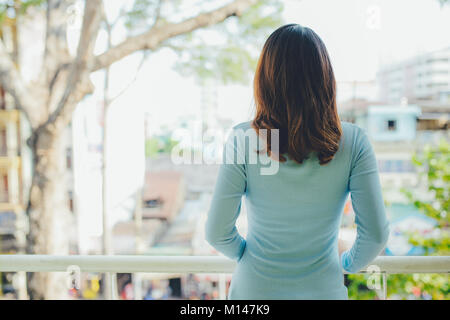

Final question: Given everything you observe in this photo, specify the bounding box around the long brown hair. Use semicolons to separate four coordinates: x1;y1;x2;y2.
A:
252;24;342;165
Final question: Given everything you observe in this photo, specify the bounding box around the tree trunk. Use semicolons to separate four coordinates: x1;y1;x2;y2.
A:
26;126;71;300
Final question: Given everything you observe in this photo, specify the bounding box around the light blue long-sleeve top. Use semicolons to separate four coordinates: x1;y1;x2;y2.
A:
205;120;390;300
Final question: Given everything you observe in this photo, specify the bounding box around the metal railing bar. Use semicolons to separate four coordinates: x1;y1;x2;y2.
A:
0;255;448;274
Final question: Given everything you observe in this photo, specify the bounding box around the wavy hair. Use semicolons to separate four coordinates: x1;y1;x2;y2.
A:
252;24;342;165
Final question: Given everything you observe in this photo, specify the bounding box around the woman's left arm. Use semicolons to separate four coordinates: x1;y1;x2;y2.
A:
205;130;247;261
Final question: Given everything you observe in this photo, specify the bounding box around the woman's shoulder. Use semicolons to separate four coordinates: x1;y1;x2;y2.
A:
340;120;363;133
232;121;253;131
228;120;369;149
340;121;369;143
229;120;368;146
228;121;256;142
339;121;374;163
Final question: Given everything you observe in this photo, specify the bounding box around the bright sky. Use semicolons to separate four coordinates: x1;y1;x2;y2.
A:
284;0;450;81
95;0;450;128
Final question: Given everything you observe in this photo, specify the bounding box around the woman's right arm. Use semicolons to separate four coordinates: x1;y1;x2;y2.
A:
341;127;390;273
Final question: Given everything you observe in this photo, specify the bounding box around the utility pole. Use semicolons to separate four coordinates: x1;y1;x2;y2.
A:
101;15;116;301
133;187;144;300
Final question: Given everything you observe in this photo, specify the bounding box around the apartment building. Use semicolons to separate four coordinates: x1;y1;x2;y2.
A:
377;47;450;106
0;85;32;298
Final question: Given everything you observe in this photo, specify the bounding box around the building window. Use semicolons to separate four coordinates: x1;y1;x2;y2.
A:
378;159;415;173
0;174;8;203
387;119;397;131
0;87;5;110
144;197;163;208
66;148;72;169
0;128;7;156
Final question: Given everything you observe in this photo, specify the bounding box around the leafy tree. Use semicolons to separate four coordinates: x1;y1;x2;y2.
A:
0;0;283;299
390;139;450;300
145;136;179;158
402;139;449;255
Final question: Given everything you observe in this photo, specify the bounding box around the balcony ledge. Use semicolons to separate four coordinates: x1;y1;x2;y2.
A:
0;255;448;274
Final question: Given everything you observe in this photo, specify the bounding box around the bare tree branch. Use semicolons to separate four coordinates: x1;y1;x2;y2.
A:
44;0;104;131
91;0;257;71
0;40;40;128
102;5;152;104
42;0;74;85
103;1;128;31
109;51;150;103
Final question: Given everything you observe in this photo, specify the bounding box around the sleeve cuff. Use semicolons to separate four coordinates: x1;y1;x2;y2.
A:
237;239;247;262
341;250;352;273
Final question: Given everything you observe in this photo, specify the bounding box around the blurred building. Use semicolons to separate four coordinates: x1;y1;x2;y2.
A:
337;80;378;105
0;86;31;299
111;171;186;255
143;171;185;222
0;89;23;249
377;47;450;106
377;47;449;132
353;104;422;201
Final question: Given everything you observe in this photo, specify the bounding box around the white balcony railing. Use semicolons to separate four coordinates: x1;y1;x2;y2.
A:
0;255;449;300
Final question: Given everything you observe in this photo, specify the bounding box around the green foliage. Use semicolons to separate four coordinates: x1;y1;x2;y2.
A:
387;273;449;300
124;0;284;85
0;0;45;25
172;43;257;85
171;0;283;85
145;136;179;158
393;139;450;300
402;139;449;255
346;274;378;300
235;0;284;41
124;0;160;31
348;273;449;300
